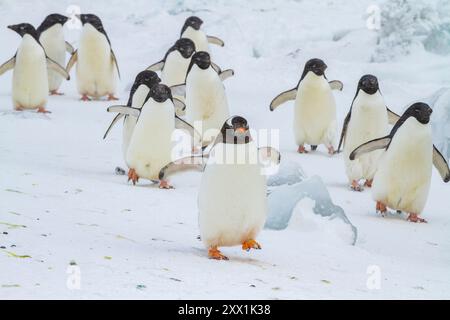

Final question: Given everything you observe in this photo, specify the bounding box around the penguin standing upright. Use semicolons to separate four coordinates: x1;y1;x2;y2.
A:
270;58;343;155
159;116;280;260
0;23;70;113
37;14;73;95
180;16;224;53
337;75;400;191
66;14;120;101
350;103;450;223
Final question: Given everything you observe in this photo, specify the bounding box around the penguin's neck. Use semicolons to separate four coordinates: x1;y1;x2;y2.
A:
299;72;328;90
353;90;384;112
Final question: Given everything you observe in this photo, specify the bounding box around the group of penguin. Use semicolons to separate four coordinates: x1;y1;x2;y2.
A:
1;13;449;261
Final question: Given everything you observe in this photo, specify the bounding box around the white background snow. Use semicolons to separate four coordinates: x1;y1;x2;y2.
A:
1;0;449;299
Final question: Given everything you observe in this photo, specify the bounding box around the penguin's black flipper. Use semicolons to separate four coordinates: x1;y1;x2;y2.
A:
211;62;222;74
159;155;208;180
207;35;225;47
146;60;165;72
46;56;70;80
270;88;297;111
0;55;16;76
329;80;343;91
386;107;401;125
219;69;234;82
337;111;351;153
432;146;450;183
175;115;201;143
103;113;124;140
65;41;75;54
349;136;391;160
111;50;120;79
65;50;78;73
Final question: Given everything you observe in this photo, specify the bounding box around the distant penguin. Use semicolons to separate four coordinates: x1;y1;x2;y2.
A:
0;23;70;113
37;14;73;95
158;116;281;260
350;102;450;223
180;16;224;53
146;38;196;87
338;75;400;191
270;58;343;155
106;84;197;188
66;14;120;101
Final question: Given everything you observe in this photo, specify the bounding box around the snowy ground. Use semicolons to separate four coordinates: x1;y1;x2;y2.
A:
1;0;450;299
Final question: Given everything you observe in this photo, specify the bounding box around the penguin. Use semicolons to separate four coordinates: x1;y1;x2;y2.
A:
158;116;281;260
180;16;225;53
66;14;120;101
0;23;70;113
270;58;343;155
350;102;450;223
37;14;73;95
106;84;198;189
337;75;400;191
146;38;196;87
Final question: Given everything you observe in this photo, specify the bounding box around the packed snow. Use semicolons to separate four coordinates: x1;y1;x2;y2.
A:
1;0;450;299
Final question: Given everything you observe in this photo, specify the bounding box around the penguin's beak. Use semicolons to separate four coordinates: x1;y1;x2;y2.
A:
236;127;247;134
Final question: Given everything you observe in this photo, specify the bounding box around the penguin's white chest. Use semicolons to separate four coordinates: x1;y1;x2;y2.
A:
182;27;209;52
344;91;389;181
39;24;65;91
161;51;190;87
12;35;48;109
372;118;433;214
198;143;267;248
294;73;337;146
126;100;174;180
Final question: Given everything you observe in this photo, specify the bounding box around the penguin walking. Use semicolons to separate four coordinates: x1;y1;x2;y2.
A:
270;58;343;155
180;16;224;53
66;14;120;101
159;116;281;260
107;84;197;189
350;102;450;223
37;14;74;95
0;23;70;113
337;75;400;191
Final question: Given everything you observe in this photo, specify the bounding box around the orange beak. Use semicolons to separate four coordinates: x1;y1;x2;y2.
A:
236;127;247;133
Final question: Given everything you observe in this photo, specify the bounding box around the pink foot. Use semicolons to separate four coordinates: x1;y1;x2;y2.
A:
159;180;174;189
37;107;51;114
50;90;64;96
297;145;308;154
107;94;119;101
81;94;91;101
407;213;427;223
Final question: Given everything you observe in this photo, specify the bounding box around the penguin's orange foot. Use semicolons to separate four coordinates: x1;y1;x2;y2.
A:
14;106;24;111
50;90;64;96
351;180;363;192
327;145;336;155
364;179;373;188
297;145;308;154
376;201;387;216
37;107;51;114
127;168;139;185
107;94;119;101
242;239;261;251
81;95;91;101
407;213;427;223
158;180;174;189
208;247;228;260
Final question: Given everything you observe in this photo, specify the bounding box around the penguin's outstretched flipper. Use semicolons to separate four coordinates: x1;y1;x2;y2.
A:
432;146;450;182
207;35;225;47
46;57;70;80
0;56;16;76
65;50;78;73
107;105;140;117
329;80;343;91
158;155;208;181
103;113;125;139
111;50;120;79
170;84;186;97
349;136;391;160
270;88;297;111
387;107;401;125
219;69;234;82
175;115;201;143
337;112;351;153
146;60;164;72
173;98;186;115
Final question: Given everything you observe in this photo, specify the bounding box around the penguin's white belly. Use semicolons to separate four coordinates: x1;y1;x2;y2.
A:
372;119;433;214
77;26;116;98
294;78;336;146
12;36;48;109
126;106;174;180
161;53;190;87
182;28;209;52
198;144;267;248
40;26;65;91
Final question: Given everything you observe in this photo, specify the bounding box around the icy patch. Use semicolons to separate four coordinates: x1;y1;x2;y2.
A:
267;160;306;187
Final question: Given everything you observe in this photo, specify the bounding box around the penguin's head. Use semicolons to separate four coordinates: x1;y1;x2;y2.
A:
358;74;379;95
191;51;211;70
304;58;327;77
405;102;433;125
40;14;69;29
149;84;173;103
174;38;196;59
221;116;252;144
183;16;203;31
135;70;161;89
8;23;38;38
78;14;103;29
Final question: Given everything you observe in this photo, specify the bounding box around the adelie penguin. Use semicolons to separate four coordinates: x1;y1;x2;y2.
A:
350;102;450;223
180;16;225;53
270;58;343;155
37;14;74;95
0;23;70;113
337;75;400;191
107;84;198;189
158;116;281;260
66;14;120;101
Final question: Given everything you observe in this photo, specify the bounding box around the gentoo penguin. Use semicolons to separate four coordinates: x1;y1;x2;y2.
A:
270;58;343;155
146;38;196;87
180;16;224;53
159;116;281;260
106;84;197;189
66;14;120;101
37;14;73;95
337;75;400;191
0;23;70;113
350;102;450;223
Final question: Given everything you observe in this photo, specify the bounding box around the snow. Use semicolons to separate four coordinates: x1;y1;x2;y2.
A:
1;0;450;299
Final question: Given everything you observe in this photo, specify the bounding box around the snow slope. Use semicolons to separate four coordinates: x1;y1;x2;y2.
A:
1;0;449;299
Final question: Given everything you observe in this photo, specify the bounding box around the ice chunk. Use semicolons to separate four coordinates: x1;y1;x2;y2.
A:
267;160;306;187
265;175;357;245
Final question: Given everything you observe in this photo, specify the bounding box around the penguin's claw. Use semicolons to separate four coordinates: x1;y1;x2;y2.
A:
127;168;139;185
376;201;387;217
37;107;51;114
14;106;24;112
80;95;91;101
351;180;363;192
364;179;373;188
158;180;174;189
407;213;427;223
208;247;228;260
107;94;119;101
50;90;64;96
297;145;308;154
327;146;336;155
242;239;261;251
